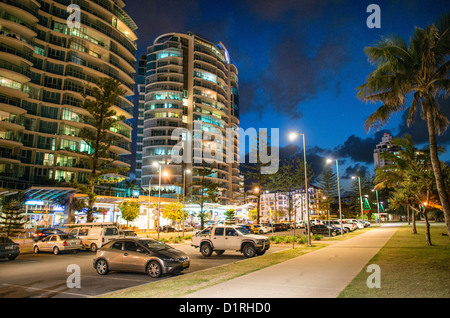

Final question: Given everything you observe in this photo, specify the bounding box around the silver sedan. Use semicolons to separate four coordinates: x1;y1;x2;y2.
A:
33;234;83;255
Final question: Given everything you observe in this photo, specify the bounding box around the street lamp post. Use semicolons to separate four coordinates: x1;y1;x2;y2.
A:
372;189;380;224
327;159;343;237
289;132;311;247
352;176;364;226
182;169;191;237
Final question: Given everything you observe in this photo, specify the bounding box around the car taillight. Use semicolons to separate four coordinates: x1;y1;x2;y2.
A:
102;237;105;243
63;241;68;246
80;240;83;245
38;233;43;236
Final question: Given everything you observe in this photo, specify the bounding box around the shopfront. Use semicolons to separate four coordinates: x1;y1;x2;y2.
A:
25;207;65;228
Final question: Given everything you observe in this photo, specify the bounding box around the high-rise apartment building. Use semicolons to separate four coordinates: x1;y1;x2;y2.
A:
374;133;400;170
0;0;137;196
138;32;240;204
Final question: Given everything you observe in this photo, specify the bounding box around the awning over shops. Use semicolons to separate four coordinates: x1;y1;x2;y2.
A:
25;187;79;201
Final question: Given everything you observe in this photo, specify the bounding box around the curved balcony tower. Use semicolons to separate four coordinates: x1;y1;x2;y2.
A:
0;0;137;196
140;32;240;204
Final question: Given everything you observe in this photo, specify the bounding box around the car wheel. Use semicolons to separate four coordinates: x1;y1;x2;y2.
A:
53;247;60;255
96;259;109;275
200;242;213;257
7;255;17;261
242;243;256;258
90;243;98;252
331;231;337;237
33;246;39;254
147;261;162;278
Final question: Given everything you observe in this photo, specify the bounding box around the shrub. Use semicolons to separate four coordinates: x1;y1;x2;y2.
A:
313;234;323;241
274;236;284;244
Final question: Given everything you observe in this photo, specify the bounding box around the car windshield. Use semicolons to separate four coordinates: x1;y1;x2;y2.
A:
235;227;251;235
139;239;172;251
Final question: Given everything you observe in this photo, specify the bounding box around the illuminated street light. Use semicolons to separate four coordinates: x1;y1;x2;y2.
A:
372;189;380;224
289;132;311;246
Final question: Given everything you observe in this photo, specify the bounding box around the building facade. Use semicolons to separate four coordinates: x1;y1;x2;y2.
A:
138;32;240;204
0;0;137;199
373;133;400;170
248;186;325;223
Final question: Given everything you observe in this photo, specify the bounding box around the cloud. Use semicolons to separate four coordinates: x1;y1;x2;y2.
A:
334;130;391;164
259;36;349;119
341;164;369;180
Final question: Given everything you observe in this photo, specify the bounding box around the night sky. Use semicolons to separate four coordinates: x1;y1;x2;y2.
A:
125;0;450;190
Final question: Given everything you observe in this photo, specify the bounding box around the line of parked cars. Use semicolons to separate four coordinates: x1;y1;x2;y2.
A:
11;222;192;279
308;218;370;236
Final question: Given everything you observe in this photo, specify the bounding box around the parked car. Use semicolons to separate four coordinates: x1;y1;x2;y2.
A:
324;220;351;233
93;238;190;278
344;219;365;229
33;234;82;255
273;223;285;231
158;225;176;233
341;220;357;231
310;219;323;225
251;224;270;234
310;224;342;237
237;224;252;232
191;225;270;258
68;223;120;252
0;237;20;260
119;230;137;238
32;228;66;242
174;225;195;232
296;221;308;229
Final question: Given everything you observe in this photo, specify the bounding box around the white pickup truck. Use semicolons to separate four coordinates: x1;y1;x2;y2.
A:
191;225;270;258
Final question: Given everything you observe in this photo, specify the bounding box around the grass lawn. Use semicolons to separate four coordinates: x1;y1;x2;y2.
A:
99;243;325;298
338;224;450;298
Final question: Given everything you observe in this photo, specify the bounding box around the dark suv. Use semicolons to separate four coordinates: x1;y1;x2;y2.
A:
32;228;66;242
310;224;341;237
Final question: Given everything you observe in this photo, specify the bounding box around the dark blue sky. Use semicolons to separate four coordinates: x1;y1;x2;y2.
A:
125;0;450;189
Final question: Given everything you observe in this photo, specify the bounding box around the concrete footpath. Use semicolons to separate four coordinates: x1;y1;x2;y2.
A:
184;224;400;298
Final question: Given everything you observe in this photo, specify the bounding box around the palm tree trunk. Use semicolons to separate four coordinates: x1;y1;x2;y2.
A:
424;190;432;246
426;111;450;237
424;210;432;246
410;205;417;234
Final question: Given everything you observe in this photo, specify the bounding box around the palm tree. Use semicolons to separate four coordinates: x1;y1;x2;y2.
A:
375;135;438;244
357;14;450;236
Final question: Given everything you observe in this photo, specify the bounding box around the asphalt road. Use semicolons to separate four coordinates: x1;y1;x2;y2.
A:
0;243;287;298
